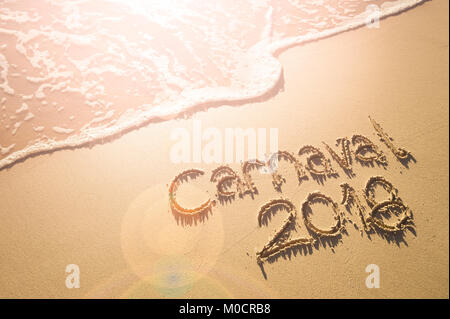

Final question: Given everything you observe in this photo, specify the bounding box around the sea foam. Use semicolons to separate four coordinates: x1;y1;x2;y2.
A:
0;0;426;170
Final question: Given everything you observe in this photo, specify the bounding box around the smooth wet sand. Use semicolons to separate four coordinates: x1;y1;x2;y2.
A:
0;0;448;298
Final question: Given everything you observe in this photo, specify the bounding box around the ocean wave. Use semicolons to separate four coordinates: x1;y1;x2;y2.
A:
0;0;426;170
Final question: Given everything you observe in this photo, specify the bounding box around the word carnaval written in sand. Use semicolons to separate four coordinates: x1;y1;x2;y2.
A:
168;117;416;264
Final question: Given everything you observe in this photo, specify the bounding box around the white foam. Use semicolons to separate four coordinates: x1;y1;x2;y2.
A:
52;126;75;134
0;143;15;155
11;121;22;136
0;0;427;170
16;103;28;114
24;112;35;121
0;52;14;95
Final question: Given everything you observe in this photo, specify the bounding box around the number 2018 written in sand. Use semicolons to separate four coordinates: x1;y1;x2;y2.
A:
168;117;415;264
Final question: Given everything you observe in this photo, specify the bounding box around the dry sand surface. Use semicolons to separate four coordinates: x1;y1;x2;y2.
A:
0;0;448;298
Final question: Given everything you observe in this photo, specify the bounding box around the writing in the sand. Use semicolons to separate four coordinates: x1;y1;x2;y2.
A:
168;117;416;264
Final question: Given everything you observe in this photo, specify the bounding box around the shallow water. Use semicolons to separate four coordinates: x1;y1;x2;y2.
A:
0;0;424;169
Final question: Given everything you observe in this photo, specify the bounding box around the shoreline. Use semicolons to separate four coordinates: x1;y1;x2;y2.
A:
0;0;428;172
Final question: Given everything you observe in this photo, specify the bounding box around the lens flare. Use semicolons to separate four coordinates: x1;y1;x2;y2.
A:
121;183;225;295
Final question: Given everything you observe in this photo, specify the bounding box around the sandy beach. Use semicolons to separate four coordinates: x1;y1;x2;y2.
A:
0;0;448;298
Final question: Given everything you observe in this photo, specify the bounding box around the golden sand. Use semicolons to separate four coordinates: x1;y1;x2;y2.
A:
0;0;447;298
